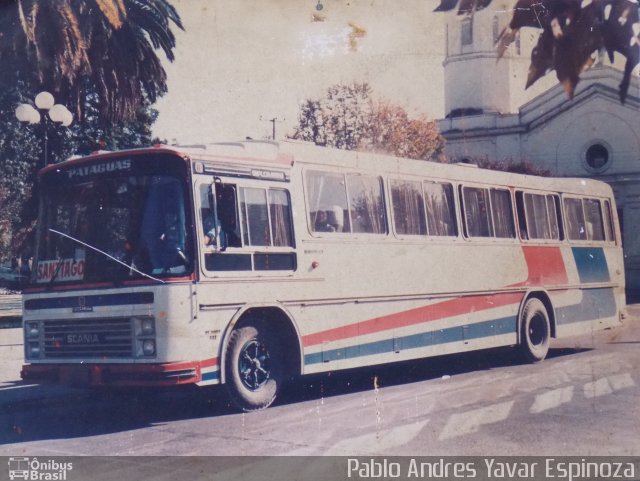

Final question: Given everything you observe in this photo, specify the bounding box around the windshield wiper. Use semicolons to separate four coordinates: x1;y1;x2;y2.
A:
48;229;165;284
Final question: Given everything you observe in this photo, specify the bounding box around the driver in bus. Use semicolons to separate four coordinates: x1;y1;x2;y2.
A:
202;210;225;250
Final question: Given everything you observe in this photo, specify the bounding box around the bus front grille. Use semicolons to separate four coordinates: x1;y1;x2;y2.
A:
42;318;134;359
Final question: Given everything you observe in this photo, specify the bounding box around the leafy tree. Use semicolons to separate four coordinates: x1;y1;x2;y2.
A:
366;102;445;160
290;83;444;161
0;82;160;263
0;0;183;122
293;83;373;150
0;84;40;261
0;0;181;264
435;0;639;103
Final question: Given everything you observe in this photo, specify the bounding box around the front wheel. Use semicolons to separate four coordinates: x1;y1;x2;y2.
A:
519;297;551;363
225;323;283;411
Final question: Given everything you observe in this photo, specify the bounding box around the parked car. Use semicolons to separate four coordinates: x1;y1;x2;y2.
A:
0;266;27;290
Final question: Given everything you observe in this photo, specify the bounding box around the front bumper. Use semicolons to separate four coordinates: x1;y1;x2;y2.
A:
21;360;214;387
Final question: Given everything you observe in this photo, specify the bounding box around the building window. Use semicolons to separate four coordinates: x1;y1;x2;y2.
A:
461;18;473;47
583;142;611;173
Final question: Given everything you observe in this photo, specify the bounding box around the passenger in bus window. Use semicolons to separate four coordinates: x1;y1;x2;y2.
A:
314;210;336;232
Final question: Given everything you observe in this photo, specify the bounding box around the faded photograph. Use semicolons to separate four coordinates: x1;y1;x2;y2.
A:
0;0;639;466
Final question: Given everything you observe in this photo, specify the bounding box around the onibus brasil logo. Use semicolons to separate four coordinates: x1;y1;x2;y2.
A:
8;458;73;480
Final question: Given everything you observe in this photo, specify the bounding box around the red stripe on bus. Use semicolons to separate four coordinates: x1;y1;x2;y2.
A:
200;358;218;368
511;246;568;287
164;358;218;371
302;291;523;347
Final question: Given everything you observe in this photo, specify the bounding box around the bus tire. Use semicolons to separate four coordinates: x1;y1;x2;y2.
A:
225;323;283;411
519;297;551;363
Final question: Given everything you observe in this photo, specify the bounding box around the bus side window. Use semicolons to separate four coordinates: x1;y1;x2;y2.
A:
564;197;587;241
583;198;605;242
515;192;528;239
548;194;564;240
490;188;515;238
346;174;387;234
306;170;349;234
603;200;615;242
199;183;242;250
461;186;493;238
424;181;457;237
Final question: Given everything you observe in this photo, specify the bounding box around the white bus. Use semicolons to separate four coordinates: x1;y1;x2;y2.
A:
21;140;625;410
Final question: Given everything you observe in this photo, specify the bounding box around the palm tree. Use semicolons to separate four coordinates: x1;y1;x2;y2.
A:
0;0;183;121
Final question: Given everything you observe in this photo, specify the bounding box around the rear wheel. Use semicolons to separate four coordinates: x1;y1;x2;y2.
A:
225;322;283;411
519;298;551;363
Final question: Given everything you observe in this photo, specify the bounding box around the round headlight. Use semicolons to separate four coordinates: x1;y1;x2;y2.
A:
141;318;155;335
142;340;156;356
27;322;39;338
28;343;40;357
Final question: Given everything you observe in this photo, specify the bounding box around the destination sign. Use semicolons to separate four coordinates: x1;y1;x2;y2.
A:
36;255;86;284
66;159;131;179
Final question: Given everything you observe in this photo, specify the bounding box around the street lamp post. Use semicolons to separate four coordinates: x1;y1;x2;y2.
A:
15;91;73;167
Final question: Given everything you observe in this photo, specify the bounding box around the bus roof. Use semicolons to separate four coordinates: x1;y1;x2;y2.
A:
47;140;613;198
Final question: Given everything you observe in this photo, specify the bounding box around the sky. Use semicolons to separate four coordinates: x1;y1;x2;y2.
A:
152;0;447;144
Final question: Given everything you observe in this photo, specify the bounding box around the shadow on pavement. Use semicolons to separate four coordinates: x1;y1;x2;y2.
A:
1;344;592;447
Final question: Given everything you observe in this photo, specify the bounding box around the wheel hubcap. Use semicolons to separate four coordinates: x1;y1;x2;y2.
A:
239;339;271;390
529;314;547;347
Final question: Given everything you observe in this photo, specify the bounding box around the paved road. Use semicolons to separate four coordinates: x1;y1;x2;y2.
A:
0;306;639;456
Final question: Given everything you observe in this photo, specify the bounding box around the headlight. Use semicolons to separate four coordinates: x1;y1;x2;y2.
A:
134;317;156;358
141;318;155;335
26;322;39;339
134;317;155;336
27;342;40;358
142;340;156;356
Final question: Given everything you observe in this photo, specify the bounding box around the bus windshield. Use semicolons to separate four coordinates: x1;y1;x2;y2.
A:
34;155;192;285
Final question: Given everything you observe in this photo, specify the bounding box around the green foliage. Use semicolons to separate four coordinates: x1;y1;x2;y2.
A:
0;84;40;260
292;83;373;150
0;82;160;262
0;0;180;263
290;82;444;161
0;0;183;123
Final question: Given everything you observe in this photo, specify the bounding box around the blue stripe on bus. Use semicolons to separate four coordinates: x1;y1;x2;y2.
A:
201;371;219;382
304;287;618;366
304;315;517;366
24;292;154;310
556;287;617;325
571;247;610;283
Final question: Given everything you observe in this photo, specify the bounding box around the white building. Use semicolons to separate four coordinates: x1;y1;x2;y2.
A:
437;1;640;296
